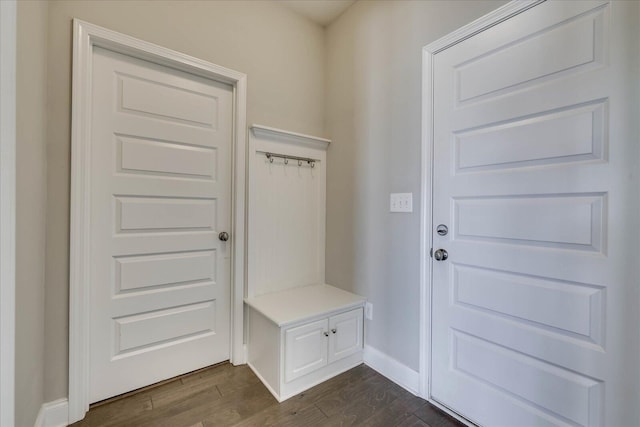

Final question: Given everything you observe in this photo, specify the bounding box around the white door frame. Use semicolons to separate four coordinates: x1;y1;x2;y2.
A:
419;0;543;422
69;20;247;423
0;1;16;426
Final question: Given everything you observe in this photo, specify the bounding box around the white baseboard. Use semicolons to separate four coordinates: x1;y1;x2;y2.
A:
34;398;68;427
363;345;420;395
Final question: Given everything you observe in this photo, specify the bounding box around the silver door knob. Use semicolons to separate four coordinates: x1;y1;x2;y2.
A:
218;231;229;242
434;249;448;261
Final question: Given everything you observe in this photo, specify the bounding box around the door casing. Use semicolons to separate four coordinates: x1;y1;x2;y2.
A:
419;1;545;424
69;19;247;423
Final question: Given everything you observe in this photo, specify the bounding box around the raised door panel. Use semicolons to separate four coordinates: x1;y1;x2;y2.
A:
328;308;363;364
284;319;328;383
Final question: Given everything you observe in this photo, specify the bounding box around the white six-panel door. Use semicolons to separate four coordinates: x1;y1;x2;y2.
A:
89;47;232;402
430;1;639;426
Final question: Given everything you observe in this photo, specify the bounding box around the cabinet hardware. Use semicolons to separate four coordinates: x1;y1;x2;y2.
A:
331;328;337;334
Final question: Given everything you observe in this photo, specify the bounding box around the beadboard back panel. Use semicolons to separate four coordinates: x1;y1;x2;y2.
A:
247;125;330;298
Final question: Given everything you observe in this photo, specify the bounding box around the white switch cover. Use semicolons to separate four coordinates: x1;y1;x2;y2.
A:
365;302;373;320
390;193;413;213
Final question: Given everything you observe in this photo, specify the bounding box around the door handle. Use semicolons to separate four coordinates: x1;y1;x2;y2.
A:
434;249;448;261
218;231;229;242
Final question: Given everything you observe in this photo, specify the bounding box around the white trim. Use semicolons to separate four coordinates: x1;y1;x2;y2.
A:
231;81;248;368
34;399;69;427
0;2;16;426
69;20;247;423
250;124;331;150
418;43;433;401
363;345;420;396
419;0;544;408
424;0;543;54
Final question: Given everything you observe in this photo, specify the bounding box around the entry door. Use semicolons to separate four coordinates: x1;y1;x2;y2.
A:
431;1;638;426
89;47;232;402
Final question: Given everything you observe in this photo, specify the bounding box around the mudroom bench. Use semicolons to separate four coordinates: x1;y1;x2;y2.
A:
245;283;365;402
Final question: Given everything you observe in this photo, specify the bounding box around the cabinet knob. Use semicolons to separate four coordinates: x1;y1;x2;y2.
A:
323;331;329;337
331;328;337;334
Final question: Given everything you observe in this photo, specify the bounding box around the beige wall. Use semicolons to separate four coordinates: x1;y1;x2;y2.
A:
44;0;325;401
325;0;507;371
16;0;49;425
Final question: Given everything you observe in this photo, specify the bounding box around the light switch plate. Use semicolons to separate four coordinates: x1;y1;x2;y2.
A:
390;193;413;213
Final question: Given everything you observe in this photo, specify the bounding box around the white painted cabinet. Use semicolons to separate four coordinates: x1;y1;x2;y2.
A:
285;308;363;383
246;284;365;402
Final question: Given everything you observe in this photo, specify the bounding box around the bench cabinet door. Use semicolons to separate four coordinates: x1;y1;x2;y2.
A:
284;318;329;383
328;308;363;364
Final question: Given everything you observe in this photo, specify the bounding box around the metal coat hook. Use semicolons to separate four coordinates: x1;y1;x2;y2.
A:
264;152;319;167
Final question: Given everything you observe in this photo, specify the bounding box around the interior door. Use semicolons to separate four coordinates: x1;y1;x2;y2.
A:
431;1;639;426
89;47;232;402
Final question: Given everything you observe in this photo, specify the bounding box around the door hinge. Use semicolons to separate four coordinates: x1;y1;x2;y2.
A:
430;248;433;258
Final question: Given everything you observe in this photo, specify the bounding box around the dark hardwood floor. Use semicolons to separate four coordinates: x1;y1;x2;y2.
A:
71;363;464;427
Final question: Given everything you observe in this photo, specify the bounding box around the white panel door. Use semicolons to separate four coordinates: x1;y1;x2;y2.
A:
431;2;639;426
89;47;232;402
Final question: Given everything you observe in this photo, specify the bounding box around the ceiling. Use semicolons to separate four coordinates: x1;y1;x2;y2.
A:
278;0;356;27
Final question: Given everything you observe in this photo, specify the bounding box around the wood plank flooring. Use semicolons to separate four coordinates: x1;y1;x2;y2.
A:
71;363;464;427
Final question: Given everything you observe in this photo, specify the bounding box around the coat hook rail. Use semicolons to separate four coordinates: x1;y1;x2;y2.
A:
264;152;318;168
